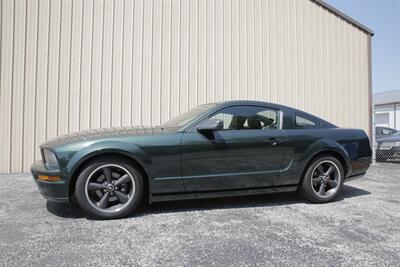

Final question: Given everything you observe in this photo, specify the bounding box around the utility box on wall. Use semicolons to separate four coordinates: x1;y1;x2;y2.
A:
0;0;373;173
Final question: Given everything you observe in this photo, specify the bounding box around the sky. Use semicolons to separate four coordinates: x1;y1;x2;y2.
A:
326;0;400;93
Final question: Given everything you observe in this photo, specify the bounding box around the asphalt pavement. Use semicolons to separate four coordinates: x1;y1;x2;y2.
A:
0;164;399;266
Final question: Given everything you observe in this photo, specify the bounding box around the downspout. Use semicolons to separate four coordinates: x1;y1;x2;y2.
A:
367;35;374;161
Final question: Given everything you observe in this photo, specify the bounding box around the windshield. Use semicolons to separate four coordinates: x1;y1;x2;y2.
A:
161;103;217;128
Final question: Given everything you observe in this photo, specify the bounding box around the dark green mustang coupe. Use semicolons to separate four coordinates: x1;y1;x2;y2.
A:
31;101;372;219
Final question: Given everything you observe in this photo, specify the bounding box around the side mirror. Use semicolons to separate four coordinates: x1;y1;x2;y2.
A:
196;119;223;133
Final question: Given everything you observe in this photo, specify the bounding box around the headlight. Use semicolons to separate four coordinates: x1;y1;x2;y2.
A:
42;149;59;169
396;142;400;147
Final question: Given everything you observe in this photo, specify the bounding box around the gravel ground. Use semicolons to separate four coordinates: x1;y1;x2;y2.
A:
0;164;400;266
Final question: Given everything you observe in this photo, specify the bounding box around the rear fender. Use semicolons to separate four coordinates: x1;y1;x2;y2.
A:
301;138;351;176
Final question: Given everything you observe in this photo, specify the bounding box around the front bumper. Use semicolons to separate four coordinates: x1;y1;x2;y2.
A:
30;161;69;203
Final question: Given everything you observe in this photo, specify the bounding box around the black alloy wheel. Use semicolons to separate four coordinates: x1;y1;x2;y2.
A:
75;157;143;219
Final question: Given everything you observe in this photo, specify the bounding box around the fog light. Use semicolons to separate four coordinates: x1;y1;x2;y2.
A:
38;175;61;181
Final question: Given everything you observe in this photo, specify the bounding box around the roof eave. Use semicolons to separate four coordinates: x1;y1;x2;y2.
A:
311;0;374;36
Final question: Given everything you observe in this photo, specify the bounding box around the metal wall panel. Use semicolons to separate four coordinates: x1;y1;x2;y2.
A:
0;0;371;173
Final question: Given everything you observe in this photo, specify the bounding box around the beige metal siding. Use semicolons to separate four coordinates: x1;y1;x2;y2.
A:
0;0;371;173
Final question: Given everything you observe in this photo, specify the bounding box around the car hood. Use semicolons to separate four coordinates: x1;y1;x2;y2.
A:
40;126;172;149
377;135;400;142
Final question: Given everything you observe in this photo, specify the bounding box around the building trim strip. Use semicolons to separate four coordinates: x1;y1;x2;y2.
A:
311;0;374;36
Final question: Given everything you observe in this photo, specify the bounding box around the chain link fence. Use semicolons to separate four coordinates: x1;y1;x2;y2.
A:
372;105;400;164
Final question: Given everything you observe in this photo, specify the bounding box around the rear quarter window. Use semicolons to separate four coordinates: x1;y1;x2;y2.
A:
295;114;321;128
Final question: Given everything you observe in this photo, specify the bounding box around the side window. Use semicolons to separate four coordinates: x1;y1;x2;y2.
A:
381;128;390;135
257;110;279;129
210;113;234;130
207;105;280;130
295;114;320;128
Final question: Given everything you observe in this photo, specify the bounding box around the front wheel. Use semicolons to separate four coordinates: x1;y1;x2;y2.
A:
299;156;344;203
75;157;143;219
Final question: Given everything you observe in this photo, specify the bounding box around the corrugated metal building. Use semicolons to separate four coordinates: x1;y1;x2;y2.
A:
373;90;400;130
0;0;373;173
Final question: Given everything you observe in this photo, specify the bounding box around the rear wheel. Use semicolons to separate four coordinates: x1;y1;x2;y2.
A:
75;157;143;219
300;156;344;203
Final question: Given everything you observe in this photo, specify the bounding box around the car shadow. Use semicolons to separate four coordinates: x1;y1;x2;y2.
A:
340;184;371;199
134;184;371;217
46;200;85;219
46;184;371;219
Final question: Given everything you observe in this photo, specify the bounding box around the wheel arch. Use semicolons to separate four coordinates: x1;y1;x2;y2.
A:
300;149;349;185
67;152;150;203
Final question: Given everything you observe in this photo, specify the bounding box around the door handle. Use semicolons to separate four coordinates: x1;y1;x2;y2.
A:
265;138;284;146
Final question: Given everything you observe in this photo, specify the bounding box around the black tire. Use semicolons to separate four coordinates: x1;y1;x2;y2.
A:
299;156;344;203
75;157;143;219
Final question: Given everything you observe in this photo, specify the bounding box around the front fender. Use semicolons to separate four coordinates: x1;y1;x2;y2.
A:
62;140;151;179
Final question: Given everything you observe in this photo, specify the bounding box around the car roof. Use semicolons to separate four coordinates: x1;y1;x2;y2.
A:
214;100;288;110
214;100;326;118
